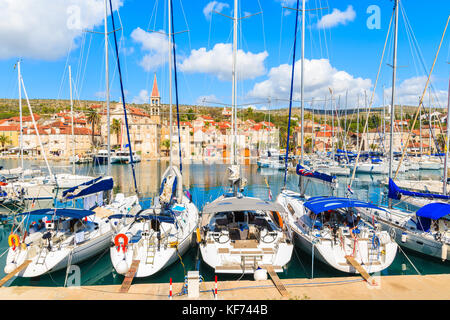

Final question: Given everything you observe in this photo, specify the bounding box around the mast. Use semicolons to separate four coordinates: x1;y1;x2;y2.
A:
108;0;139;195
382;85;385;152
388;0;399;207
69;65;75;175
104;0;111;176
283;0;300;188
300;0;305;165
168;0;173;168
357;93;360;151
444;74;450;195
17;60;23;180
232;0;238;166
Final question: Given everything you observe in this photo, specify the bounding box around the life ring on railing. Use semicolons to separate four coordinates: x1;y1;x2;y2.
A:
270;211;284;230
114;234;128;252
8;234;20;250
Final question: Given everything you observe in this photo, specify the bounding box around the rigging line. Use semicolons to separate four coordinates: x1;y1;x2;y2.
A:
78;33;94;101
283;0;300;189
178;0;192;51
170;0;183;173
57;40;74;101
256;0;267;54
74;31;87;97
108;0;139;196
400;4;420;79
278;5;284;67
348;7;394;189
315;0;323;58
394;15;450;180
402;5;443;108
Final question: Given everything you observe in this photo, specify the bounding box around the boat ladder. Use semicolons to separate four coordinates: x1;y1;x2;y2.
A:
36;248;48;265
367;243;379;263
146;242;156;265
241;254;262;270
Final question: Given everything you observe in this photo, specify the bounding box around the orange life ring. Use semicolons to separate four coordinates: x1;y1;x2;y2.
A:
8;234;20;250
114;233;128;252
271;211;284;230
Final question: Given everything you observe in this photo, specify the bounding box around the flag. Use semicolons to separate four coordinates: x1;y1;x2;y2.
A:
347;185;354;195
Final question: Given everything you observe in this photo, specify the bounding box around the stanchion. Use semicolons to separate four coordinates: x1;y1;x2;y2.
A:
214;275;218;300
169;277;173;300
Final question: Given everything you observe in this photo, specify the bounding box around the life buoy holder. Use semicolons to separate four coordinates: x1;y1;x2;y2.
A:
8;234;20;250
114;234;128;252
271;211;284;230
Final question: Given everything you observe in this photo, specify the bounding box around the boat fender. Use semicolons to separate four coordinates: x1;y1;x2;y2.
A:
4;263;16;274
114;234;128;252
441;243;448;261
116;260;129;274
401;232;407;243
196;227;202;243
254;267;267;281
8;234;20;250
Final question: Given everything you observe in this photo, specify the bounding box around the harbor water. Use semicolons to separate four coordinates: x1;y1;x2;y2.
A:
0;158;448;287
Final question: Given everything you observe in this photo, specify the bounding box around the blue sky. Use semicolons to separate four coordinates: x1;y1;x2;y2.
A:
0;0;449;110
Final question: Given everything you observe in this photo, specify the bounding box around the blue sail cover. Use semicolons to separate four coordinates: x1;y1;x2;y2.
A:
416;203;450;220
63;177;113;199
296;164;336;184
19;208;94;219
388;178;450;201
304;196;385;214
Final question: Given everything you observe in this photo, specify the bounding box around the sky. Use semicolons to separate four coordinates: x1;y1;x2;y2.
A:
0;0;449;111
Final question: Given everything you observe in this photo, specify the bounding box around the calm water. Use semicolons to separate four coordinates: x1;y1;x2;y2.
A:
0;158;448;287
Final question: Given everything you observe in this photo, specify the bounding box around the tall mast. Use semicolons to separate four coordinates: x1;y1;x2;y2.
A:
168;0;173;167
357;93;360;151
104;0;111;176
444;74;450;195
388;0;399;207
69;65;75;175
232;0;238;166
300;0;305;165
17;60;23;180
382;85;385;151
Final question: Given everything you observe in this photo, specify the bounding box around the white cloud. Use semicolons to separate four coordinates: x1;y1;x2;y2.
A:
131;27;169;71
0;0;123;60
203;1;230;20
247;58;372;108
384;76;448;107
196;94;220;105
316;5;356;29
179;43;268;81
132;89;150;104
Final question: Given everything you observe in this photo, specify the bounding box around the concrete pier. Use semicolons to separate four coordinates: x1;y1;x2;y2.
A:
0;274;448;300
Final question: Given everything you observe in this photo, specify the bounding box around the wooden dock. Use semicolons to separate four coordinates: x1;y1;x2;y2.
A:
345;255;377;286
0;260;32;287
265;265;289;297
119;260;140;293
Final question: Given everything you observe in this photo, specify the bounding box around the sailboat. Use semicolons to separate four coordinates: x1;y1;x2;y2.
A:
199;0;293;275
4;176;141;277
276;0;397;274
1;63;94;208
357;0;450;262
109;0;199;277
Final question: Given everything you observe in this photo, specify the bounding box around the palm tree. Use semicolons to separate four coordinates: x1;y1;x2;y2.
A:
111;118;121;148
0;135;12;151
87;109;101;147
